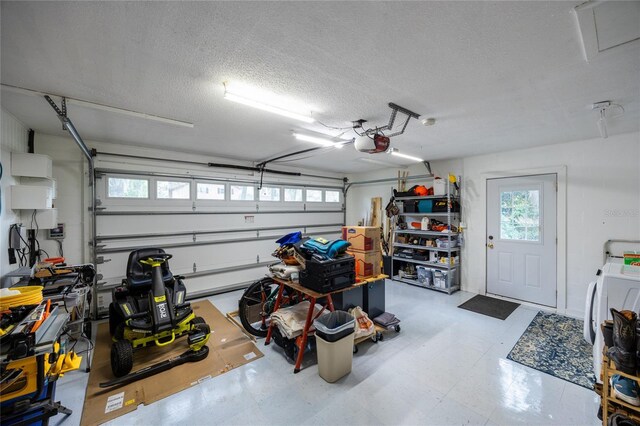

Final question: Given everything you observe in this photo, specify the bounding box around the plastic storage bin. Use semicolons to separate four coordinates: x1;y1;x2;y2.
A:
433;270;449;288
313;310;355;342
316;332;355;383
436;238;458;248
417;266;433;286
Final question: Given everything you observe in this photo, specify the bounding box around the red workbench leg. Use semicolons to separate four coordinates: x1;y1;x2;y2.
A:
265;283;286;346
326;294;335;312
294;296;316;373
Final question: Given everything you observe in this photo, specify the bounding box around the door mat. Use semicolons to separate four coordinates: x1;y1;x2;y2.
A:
81;300;263;425
458;294;520;320
507;311;595;389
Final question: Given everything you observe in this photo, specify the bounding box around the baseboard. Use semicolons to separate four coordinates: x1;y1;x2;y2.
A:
563;308;584;319
486;292;557;313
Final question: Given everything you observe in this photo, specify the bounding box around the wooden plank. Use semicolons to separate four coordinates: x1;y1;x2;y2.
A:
370;197;382;228
225;310;257;342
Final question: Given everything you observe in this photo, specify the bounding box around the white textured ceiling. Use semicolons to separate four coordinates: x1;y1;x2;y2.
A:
1;1;639;174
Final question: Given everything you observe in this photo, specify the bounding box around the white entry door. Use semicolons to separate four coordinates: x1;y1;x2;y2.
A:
487;174;557;307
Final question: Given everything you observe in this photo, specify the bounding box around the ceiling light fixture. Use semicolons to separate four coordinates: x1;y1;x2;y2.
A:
421;117;436;126
390;150;423;162
223;83;315;123
293;133;348;149
592;100;624;139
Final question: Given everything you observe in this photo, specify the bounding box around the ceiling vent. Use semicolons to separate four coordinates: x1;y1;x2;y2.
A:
573;1;640;62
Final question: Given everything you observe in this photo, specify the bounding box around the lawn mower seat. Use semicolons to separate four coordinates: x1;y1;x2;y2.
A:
125;248;174;291
110;248;191;336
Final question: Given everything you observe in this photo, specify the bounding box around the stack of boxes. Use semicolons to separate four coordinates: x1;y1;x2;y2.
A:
342;226;382;279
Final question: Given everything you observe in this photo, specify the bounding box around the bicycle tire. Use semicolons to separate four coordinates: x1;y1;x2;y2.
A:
238;277;278;337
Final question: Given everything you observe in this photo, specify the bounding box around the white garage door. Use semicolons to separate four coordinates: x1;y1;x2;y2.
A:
92;165;344;317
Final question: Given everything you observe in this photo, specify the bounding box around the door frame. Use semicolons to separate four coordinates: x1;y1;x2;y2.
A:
480;165;567;314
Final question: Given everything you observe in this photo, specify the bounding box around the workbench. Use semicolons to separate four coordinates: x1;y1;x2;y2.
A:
12;265;94;372
264;274;387;373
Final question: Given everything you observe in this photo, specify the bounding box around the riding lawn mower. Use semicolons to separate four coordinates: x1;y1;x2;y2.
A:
102;248;210;388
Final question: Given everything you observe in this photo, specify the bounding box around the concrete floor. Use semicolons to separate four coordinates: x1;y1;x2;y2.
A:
53;281;600;425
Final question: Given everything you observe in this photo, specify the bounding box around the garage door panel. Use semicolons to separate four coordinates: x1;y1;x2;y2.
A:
94;169;345;317
97;212;343;236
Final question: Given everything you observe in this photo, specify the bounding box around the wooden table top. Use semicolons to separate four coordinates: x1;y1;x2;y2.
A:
270;274;388;299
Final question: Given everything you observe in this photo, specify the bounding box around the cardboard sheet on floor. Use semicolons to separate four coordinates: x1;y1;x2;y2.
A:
81;300;263;425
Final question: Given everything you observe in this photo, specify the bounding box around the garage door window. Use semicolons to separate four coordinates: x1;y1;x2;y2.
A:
230;185;255;201
107;177;149;198
197;183;225;200
325;190;340;203
157;180;191;199
259;187;280;201
284;188;303;202
306;189;322;202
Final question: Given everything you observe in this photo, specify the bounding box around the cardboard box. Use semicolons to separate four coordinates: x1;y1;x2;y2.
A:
348;250;382;278
81;301;263;425
624;252;640;266
342;226;380;252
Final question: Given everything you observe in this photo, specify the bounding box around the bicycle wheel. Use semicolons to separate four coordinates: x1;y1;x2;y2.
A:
239;277;279;337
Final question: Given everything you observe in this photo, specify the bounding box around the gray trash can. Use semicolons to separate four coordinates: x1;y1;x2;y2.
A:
314;311;355;382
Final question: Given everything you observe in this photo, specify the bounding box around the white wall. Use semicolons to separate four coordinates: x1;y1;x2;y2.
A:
345;132;640;317
31;134;87;265
462;132;640;317
345;159;463;226
0;109;29;286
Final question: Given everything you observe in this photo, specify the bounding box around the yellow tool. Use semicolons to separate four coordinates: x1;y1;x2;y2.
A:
448;174;459;192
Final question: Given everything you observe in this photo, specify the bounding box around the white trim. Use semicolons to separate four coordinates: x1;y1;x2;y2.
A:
486;292;557;314
480;165;568;314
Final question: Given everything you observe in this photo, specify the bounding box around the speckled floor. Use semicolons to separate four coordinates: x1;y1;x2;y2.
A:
53;281;600;425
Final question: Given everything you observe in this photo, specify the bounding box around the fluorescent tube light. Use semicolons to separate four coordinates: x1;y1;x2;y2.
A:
293;133;347;149
391;151;423;162
223;84;315;123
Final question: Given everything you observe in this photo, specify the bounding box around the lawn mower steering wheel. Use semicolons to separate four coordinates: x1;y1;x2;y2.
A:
139;253;173;265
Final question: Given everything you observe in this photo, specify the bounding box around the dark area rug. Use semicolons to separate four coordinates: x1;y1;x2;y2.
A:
507;311;595;389
458;294;520;320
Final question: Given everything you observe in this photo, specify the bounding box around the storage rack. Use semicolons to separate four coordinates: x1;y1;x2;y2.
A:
600;353;640;426
391;178;461;294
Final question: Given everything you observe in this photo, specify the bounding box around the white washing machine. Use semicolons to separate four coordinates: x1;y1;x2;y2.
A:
584;261;640;383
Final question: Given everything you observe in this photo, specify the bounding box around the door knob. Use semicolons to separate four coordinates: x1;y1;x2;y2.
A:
487;242;494;249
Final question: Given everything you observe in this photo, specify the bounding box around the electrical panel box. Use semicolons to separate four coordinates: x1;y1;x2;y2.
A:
11;153;53;179
48;223;65;240
22;209;58;230
10;185;53;210
9;224;26;250
20;177;57;200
